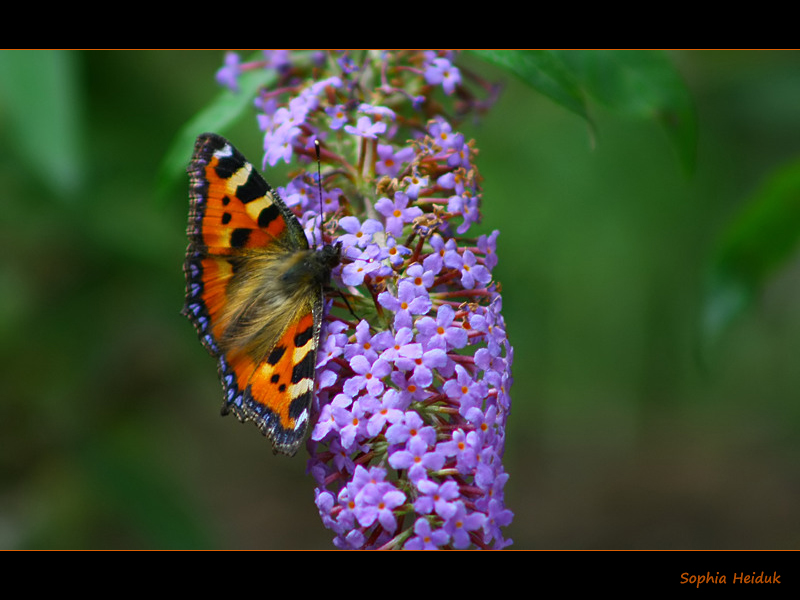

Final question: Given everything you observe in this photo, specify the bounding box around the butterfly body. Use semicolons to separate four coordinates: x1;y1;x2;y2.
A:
183;133;340;456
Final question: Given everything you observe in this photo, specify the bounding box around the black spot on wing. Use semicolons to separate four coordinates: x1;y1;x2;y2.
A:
289;390;312;421
267;345;286;366
230;228;251;248
291;349;316;385
214;154;243;179
237;170;269;204
294;322;314;348
257;203;281;229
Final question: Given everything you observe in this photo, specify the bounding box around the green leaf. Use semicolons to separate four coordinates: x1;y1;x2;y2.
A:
157;63;275;199
0;50;86;200
702;157;800;348
472;50;696;173
469;50;592;126
553;50;697;174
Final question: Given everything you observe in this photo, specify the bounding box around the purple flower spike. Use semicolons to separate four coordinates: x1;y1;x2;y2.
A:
213;50;513;549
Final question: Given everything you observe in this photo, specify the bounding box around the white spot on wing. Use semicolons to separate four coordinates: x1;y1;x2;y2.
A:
216;143;234;158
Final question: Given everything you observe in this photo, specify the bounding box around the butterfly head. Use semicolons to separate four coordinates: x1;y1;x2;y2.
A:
314;241;341;287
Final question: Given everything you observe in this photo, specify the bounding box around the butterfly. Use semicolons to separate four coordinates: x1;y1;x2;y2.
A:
183;133;341;456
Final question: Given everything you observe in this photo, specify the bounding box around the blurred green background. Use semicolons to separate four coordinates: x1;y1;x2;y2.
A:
1;50;798;549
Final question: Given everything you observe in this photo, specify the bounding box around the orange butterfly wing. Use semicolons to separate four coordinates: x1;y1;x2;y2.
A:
183;133;339;456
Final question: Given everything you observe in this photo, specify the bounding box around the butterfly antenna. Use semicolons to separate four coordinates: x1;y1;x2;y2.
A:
315;139;324;244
